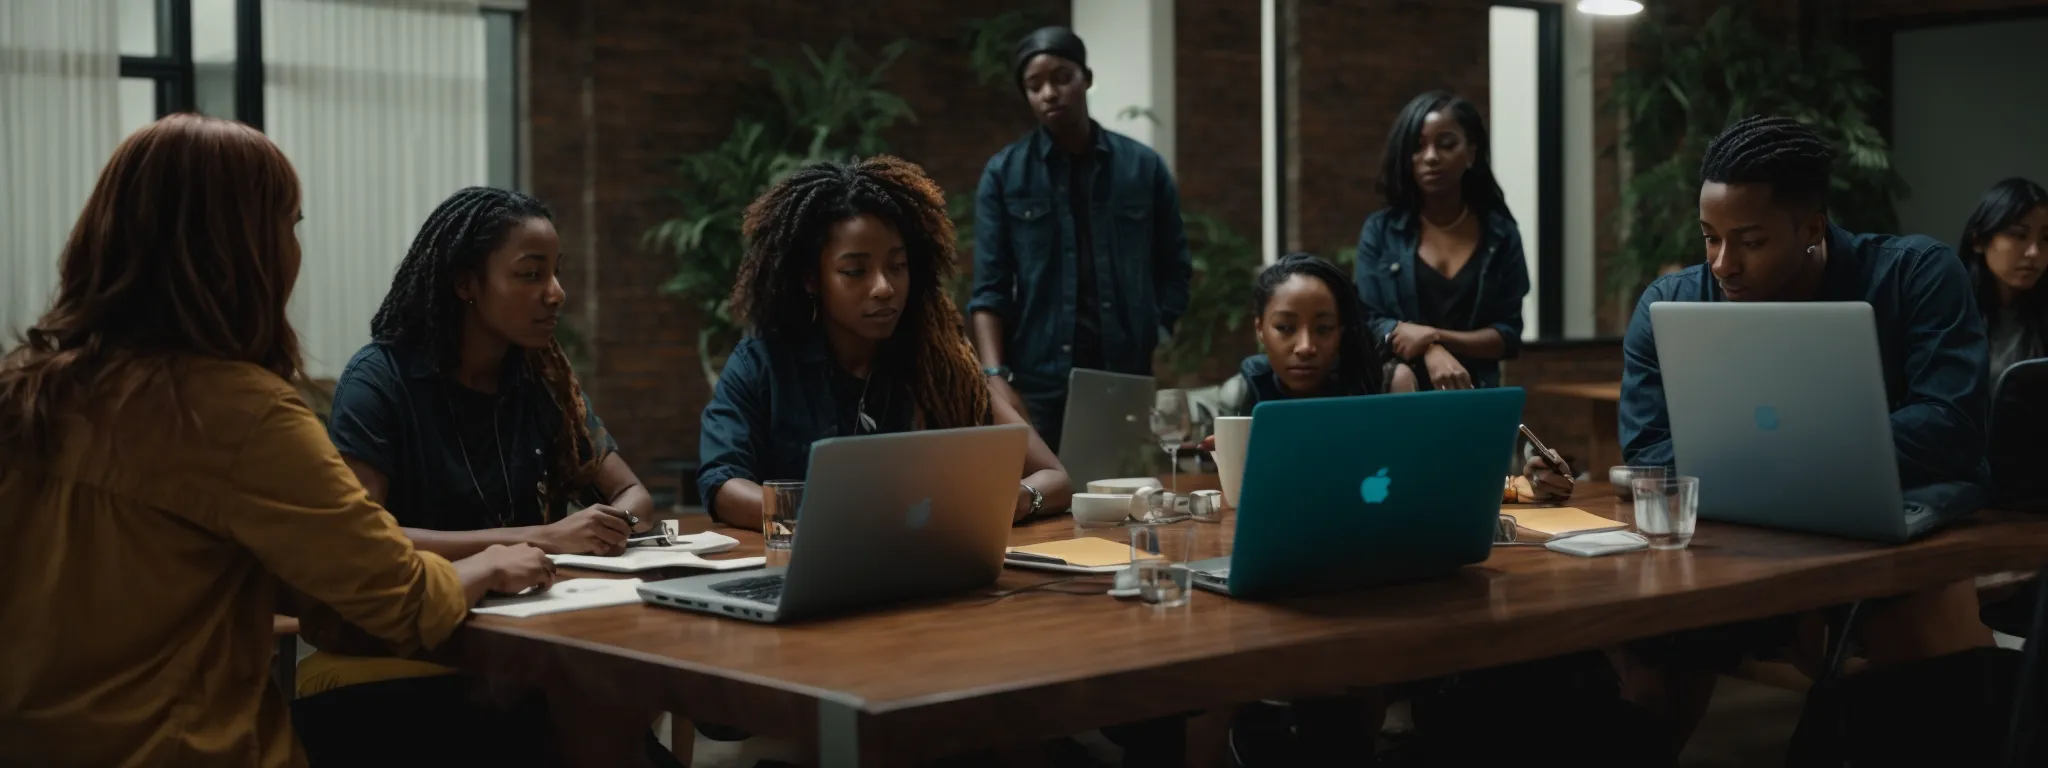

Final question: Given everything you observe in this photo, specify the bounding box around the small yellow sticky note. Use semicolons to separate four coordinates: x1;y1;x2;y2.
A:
1007;537;1154;568
1511;507;1627;537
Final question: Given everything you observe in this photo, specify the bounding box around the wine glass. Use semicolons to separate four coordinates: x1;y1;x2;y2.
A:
1150;389;1192;496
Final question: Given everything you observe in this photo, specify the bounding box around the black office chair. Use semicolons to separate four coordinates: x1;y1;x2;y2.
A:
1991;358;2048;511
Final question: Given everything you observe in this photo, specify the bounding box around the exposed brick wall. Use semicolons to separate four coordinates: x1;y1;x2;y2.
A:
1290;0;1492;259
1175;0;1263;241
529;0;1271;461
1505;341;1626;473
1847;0;2048;21
529;0;1070;464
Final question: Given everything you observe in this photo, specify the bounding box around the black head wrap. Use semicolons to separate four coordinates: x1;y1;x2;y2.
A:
1012;26;1090;92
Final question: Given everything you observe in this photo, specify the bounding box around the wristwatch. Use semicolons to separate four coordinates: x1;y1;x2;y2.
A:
1020;482;1044;518
982;365;1013;382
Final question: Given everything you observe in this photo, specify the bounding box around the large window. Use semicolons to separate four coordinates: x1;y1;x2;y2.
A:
103;0;526;376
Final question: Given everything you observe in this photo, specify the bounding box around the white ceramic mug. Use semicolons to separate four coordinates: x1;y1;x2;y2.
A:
1071;493;1136;527
1212;416;1253;509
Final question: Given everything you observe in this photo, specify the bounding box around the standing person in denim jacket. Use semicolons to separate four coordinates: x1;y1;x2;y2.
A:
1354;91;1530;391
697;157;1071;533
969;26;1192;450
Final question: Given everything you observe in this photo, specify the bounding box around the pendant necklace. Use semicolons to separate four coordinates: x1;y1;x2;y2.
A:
441;385;516;528
855;373;877;434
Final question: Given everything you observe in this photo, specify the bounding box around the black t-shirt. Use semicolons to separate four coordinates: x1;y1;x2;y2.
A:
1416;258;1481;331
327;342;619;531
1069;150;1105;371
827;363;914;437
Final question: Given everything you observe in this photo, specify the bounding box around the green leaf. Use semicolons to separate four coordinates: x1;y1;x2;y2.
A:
1611;0;1902;300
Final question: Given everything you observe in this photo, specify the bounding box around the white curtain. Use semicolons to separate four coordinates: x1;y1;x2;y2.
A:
0;0;121;347
265;0;486;378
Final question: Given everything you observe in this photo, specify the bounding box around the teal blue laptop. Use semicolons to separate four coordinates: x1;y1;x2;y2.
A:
1189;388;1524;598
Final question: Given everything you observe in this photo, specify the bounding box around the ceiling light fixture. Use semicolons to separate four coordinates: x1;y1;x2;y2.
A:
1577;0;1645;16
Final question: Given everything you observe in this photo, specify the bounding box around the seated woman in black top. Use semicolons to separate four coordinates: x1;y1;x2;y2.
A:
302;187;667;767
1200;254;1570;497
1354;91;1531;391
1213;253;1413;413
1957;177;2047;379
699;156;1072;531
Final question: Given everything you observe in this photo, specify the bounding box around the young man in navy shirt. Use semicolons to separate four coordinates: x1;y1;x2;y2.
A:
1615;115;1994;751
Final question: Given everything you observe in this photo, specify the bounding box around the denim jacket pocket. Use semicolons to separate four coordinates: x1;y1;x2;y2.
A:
1006;196;1054;267
1114;202;1152;257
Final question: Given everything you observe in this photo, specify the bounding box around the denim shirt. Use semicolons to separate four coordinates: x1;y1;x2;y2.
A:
1619;224;1991;492
1353;207;1530;388
968;122;1192;397
697;334;932;518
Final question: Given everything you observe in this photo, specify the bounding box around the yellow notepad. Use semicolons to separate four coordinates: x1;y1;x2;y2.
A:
1006;537;1156;568
1510;506;1627;537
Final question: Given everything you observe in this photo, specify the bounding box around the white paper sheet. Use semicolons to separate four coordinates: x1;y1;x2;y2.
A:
474;578;645;618
552;550;767;573
547;530;759;573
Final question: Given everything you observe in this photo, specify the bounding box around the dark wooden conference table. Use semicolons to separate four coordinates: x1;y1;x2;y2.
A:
460;480;2048;767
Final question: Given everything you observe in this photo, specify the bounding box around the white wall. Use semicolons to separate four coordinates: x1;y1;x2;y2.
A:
1071;0;1175;171
1561;7;1596;338
1892;17;2048;241
1489;5;1541;340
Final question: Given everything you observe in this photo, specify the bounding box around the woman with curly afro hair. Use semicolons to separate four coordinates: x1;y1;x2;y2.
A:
697;156;1072;531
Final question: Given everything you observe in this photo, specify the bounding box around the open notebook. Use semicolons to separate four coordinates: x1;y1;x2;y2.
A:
1508;507;1628;538
1005;537;1159;574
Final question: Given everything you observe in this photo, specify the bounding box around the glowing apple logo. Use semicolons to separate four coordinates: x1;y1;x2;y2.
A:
1754;405;1781;432
906;497;933;529
1359;467;1393;504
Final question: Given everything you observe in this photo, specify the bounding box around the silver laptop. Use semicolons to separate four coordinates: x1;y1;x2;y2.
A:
638;424;1027;623
1651;302;1936;542
1057;368;1157;487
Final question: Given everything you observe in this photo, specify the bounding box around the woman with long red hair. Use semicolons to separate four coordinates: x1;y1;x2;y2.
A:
0;114;554;767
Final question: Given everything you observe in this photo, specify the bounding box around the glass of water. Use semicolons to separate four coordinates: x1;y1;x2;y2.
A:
762;480;804;567
1129;520;1197;609
1632;476;1699;550
1151;389;1192;496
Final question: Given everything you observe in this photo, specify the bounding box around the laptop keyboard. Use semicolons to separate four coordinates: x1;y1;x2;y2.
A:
710;575;785;604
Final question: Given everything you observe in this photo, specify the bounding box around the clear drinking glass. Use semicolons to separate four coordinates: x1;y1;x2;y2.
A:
1150;389;1192;496
1129;521;1196;608
761;480;804;567
1633;476;1699;550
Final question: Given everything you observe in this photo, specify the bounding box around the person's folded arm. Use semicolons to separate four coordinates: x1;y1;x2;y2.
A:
213;396;470;658
1436;228;1529;361
1619;285;1676;469
700;341;772;532
1889;247;1992;487
1354;216;1403;344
